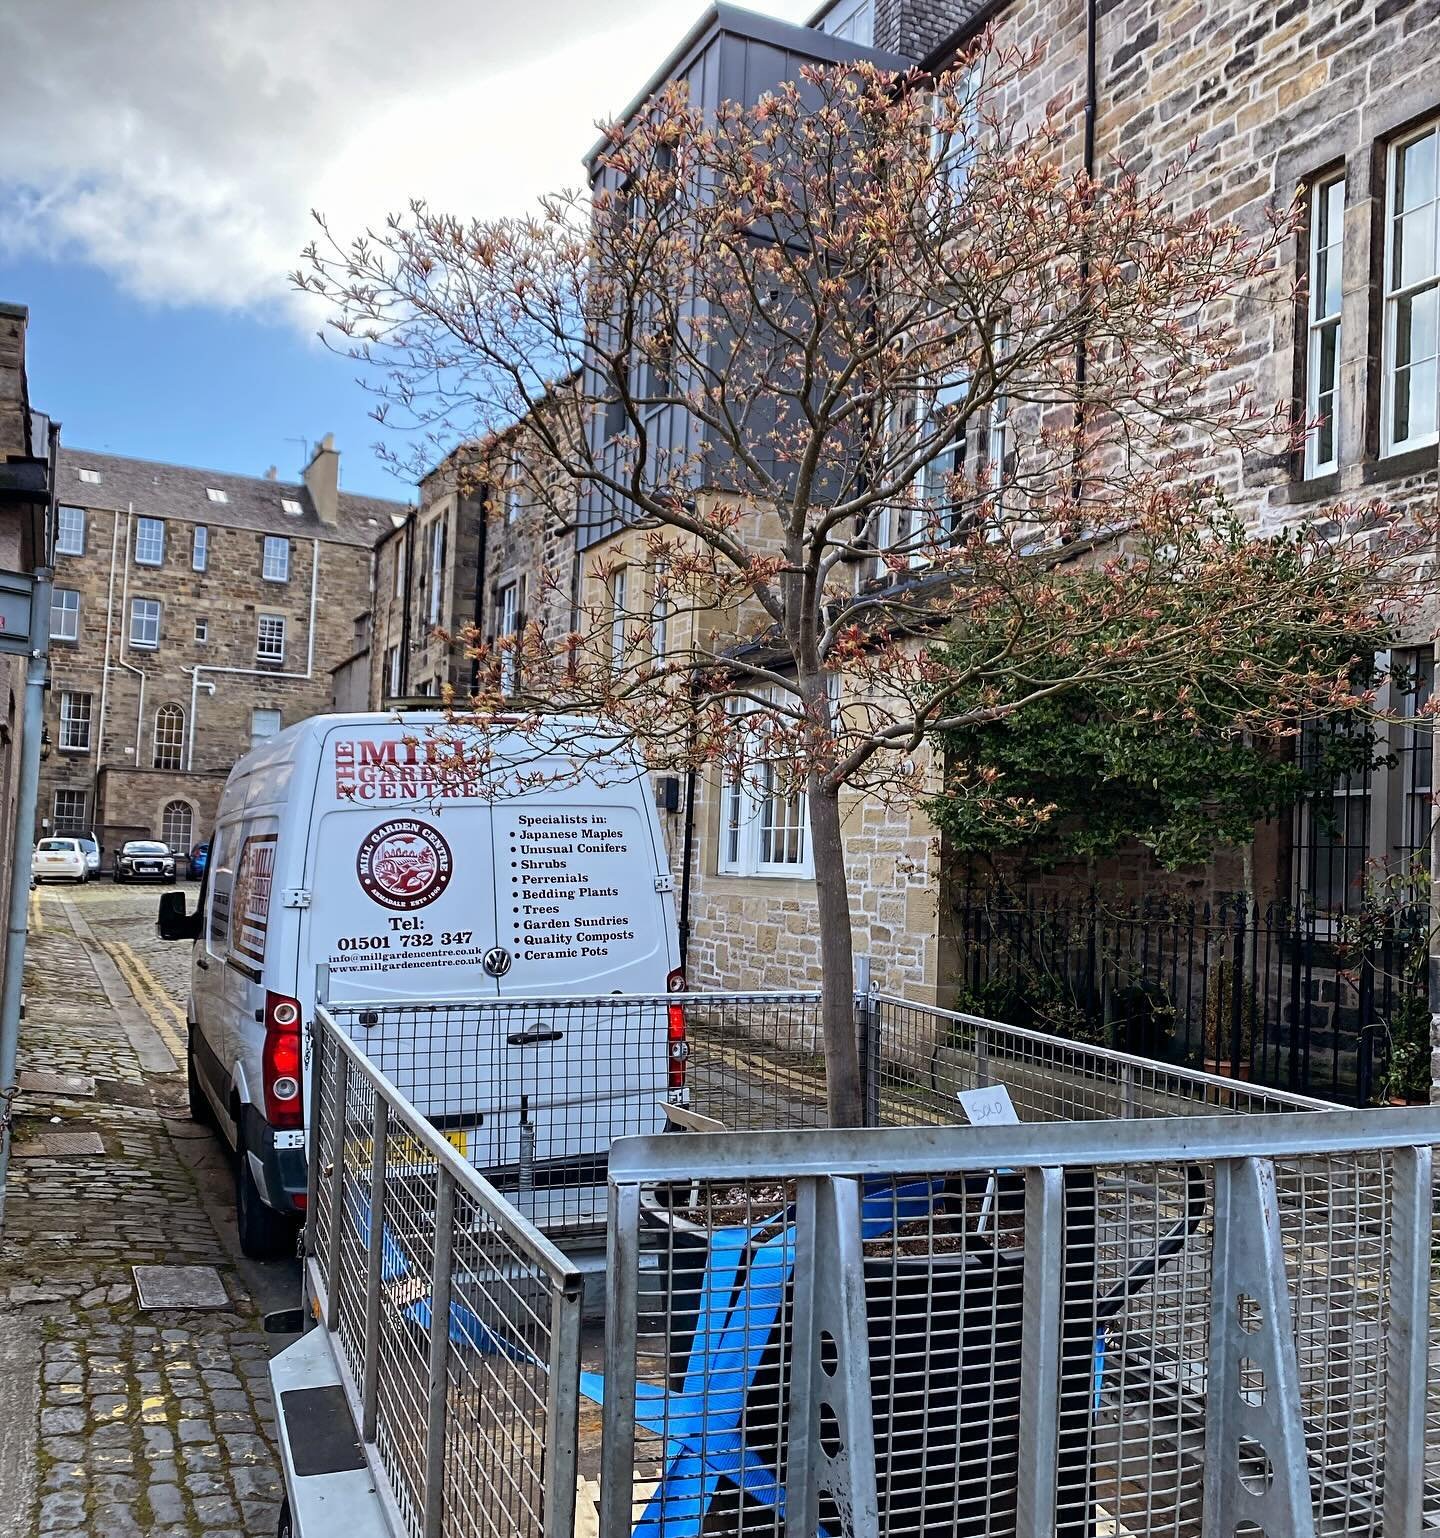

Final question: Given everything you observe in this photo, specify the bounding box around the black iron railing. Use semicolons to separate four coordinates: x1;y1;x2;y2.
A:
949;891;1429;1105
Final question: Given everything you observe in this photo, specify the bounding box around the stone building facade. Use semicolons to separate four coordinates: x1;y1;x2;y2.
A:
358;386;583;713
568;0;1440;1019
0;302;55;987
337;0;1440;1082
42;441;408;864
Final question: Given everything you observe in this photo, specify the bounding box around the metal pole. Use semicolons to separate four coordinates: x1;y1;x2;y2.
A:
360;1093;390;1442
0;562;53;1234
422;1167;456;1538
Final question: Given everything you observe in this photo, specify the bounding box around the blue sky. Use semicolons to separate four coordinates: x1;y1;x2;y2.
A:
0;0;812;504
1;254;412;502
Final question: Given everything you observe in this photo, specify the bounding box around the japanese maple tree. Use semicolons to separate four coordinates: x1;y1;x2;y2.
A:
300;44;1423;1125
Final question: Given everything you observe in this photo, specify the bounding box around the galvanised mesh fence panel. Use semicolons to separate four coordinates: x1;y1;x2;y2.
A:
599;1112;1440;1538
867;995;1334;1125
304;1008;583;1538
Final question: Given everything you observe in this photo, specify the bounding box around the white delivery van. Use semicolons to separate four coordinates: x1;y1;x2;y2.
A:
157;710;682;1258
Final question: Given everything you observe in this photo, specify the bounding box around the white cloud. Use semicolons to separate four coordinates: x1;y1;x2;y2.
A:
0;0;814;321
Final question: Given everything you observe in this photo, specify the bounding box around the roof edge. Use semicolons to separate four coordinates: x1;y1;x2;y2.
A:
584;2;912;171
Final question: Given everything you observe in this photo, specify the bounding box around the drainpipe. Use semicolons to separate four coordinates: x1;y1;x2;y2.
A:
1072;0;1099;499
400;514;416;695
0;421;58;1233
94;505;121;775
469;488;489;697
677;669;702;968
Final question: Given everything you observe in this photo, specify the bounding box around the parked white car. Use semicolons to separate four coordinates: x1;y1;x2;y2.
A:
77;834;100;876
156;710;683;1259
32;837;88;884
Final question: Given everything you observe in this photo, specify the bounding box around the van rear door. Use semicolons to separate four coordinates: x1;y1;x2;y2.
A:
299;723;504;1152
490;767;678;1180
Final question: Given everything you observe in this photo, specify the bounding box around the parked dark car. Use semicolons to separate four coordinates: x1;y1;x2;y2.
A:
114;840;177;884
189;842;210;878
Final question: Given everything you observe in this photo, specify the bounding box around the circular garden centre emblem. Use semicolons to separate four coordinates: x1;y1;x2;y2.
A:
356;819;453;911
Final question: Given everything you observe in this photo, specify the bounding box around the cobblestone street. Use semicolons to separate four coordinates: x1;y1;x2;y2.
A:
0;884;288;1538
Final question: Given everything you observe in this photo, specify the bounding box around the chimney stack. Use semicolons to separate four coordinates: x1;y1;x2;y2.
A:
303;432;339;525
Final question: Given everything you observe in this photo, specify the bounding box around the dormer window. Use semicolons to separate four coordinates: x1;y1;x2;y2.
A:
281;497;303;515
206;487;228;504
77;468;102;485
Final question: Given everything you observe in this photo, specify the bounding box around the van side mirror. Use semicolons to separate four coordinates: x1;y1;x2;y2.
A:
157;890;201;942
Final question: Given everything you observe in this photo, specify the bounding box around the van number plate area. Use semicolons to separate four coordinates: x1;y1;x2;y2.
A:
359;1127;472;1167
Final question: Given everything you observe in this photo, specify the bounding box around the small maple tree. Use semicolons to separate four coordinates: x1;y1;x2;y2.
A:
300;43;1424;1125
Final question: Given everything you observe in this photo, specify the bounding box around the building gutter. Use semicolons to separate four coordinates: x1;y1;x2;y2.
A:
186;538;321;770
0;417;57;1233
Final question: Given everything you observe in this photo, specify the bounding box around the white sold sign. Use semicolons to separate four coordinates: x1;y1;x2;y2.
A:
956;1084;1020;1126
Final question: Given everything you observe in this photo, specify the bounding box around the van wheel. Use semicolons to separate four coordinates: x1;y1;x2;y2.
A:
235;1143;293;1260
186;1034;211;1125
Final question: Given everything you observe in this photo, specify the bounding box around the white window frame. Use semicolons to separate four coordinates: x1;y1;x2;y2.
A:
52;788;87;833
930;62;983;196
393;544;405;598
1306;172;1345;477
819;0;874;44
497;581;519;696
130;598;160;650
256;614;286;663
192;524;209;573
55;505;85;556
161;800;193;853
717;693;814;878
205;487;228;504
262;536;290;583
386;645;402;698
194;618;209;644
50;588;79;642
58;691;92;752
427;518;446;625
250;708;282;746
77;468;101;486
135;517;165;566
281;497;303;515
506;451;524;523
609;567;629;674
649;563;671;660
1383;120;1440;456
153;704;185;771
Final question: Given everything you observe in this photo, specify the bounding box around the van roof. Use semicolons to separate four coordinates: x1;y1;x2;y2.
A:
230;710;624;780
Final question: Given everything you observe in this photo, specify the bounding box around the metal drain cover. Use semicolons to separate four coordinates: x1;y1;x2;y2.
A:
18;1071;96;1099
133;1265;231;1311
12;1130;105;1158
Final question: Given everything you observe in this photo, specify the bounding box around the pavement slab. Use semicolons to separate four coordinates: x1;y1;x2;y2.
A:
0;887;286;1538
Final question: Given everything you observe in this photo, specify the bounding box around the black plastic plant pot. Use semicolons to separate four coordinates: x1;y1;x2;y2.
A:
641;1172;1102;1538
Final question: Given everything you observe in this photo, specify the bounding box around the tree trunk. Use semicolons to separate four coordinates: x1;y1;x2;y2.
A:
808;778;864;1126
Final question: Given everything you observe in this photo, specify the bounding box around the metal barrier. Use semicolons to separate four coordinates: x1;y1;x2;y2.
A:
599;1112;1440;1538
319;991;1327;1242
306;988;1439;1535
306;1005;583;1538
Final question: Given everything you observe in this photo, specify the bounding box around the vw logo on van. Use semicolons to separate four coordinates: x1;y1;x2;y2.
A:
356;819;454;912
483;946;513;978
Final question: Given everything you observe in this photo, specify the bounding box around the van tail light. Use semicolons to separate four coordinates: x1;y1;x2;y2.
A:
667;1003;688;1092
263;991;304;1130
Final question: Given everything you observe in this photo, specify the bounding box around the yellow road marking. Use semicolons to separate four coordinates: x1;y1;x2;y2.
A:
103;938;187;1060
28;887;43;932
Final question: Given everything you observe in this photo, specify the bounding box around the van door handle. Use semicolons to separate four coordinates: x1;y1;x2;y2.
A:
506;1028;563;1047
196;957;210;971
